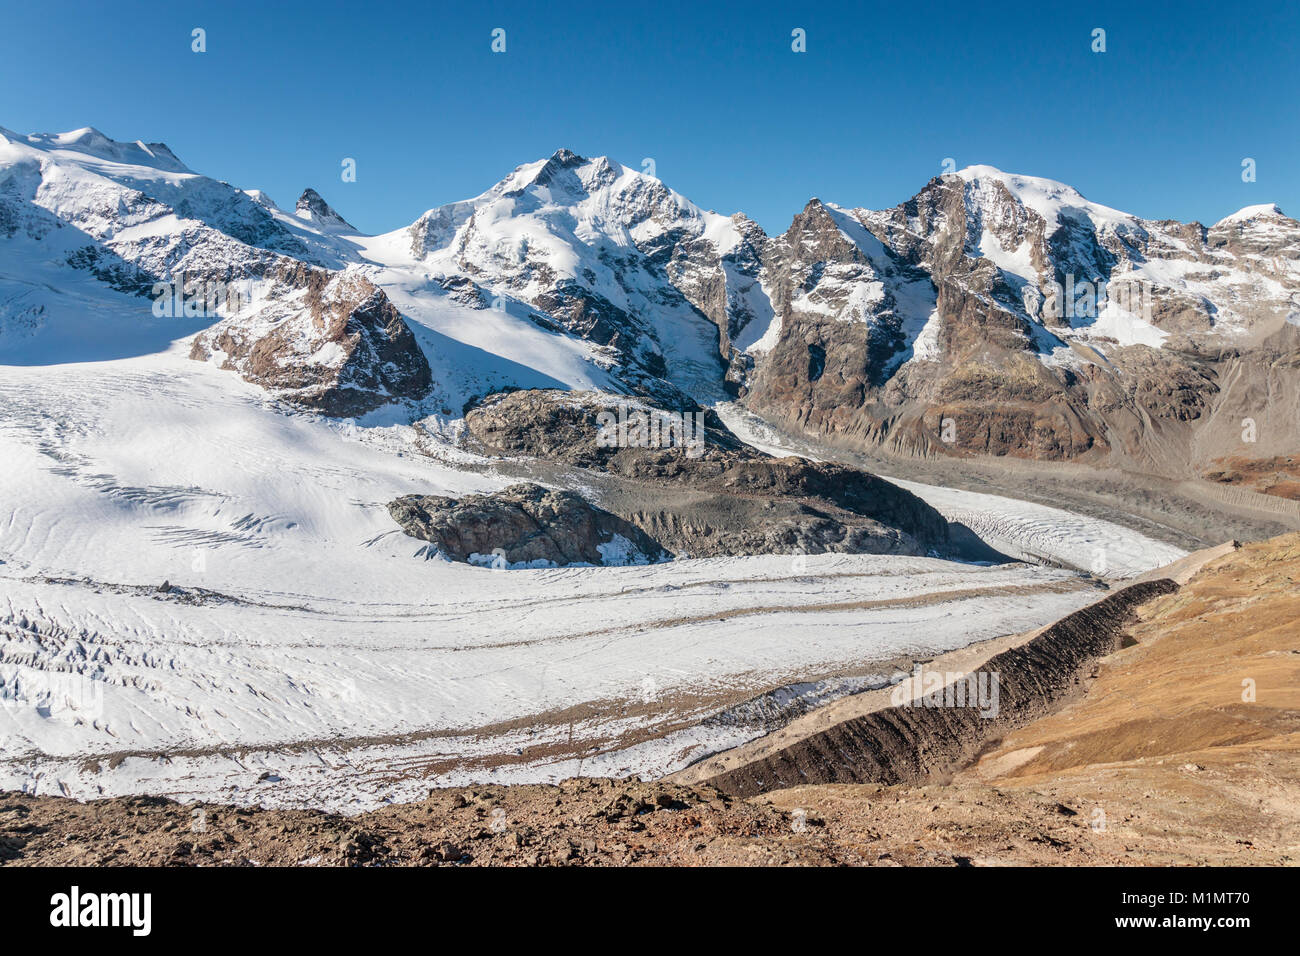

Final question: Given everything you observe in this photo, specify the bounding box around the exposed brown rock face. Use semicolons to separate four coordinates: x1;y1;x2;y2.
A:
190;267;432;417
388;483;667;566
734;184;1125;463
725;173;1300;480
969;535;1300;782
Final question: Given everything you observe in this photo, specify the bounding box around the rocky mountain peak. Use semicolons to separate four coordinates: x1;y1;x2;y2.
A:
784;198;840;238
783;198;866;263
295;188;354;230
549;147;585;167
728;211;769;244
528;148;590;192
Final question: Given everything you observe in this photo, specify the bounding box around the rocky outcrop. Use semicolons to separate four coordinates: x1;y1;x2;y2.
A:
462;389;748;466
295;188;355;231
388;483;668;567
459;388;955;558
612;500;934;559
701;578;1179;797
190;267;432;417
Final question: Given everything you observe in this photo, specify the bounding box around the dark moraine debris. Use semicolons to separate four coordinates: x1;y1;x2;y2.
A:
702;578;1180;797
388;482;669;567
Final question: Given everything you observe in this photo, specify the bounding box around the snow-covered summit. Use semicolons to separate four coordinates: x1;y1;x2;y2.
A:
952;164;1135;228
361;147;769;403
295;187;355;231
1214;202;1287;226
8;126;190;174
407;147;727;252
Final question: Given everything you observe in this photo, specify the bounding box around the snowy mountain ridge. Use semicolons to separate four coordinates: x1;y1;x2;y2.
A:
3;126;1298;477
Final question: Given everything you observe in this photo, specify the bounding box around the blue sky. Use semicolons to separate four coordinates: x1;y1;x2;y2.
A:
2;0;1296;235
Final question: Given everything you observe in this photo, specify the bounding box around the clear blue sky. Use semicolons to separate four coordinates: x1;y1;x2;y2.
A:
2;0;1296;235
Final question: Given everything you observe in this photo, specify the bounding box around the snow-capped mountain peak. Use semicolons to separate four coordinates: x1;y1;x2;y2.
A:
295;187;355;231
363;148;756;405
952;164;1134;229
4;125;1298;484
10;126;191;174
1215;202;1287;226
528;147;587;186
